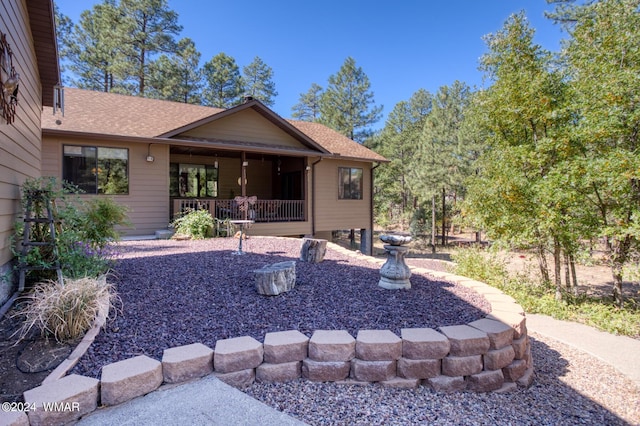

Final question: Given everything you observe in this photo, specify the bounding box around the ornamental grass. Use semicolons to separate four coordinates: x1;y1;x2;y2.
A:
13;275;117;343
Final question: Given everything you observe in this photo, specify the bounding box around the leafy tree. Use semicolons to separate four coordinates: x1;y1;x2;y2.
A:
147;37;203;103
562;0;640;305
242;56;277;107
118;0;183;96
291;83;323;121
319;57;383;143
202;53;244;108
462;12;573;291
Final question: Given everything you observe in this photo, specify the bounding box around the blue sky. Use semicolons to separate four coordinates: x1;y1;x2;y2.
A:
55;1;567;129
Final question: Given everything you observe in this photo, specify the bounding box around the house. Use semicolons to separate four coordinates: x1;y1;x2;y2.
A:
0;0;60;305
40;88;387;255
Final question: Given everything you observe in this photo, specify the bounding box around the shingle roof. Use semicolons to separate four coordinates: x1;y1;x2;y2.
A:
42;88;387;162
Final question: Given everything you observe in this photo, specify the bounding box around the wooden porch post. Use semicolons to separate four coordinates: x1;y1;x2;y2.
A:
241;152;247;197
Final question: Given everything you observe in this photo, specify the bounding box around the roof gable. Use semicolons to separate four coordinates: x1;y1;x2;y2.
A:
162;100;329;154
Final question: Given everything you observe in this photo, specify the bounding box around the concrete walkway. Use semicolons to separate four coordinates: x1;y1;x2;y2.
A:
75;374;306;426
526;314;640;388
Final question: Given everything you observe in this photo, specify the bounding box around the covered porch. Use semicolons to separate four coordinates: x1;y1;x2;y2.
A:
169;146;310;225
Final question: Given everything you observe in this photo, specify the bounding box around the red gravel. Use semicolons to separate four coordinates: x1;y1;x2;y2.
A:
71;237;490;378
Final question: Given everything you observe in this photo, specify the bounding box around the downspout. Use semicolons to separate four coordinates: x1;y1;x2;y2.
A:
369;162;381;255
310;157;323;235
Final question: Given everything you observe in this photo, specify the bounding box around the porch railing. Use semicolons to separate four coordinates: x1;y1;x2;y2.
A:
172;198;305;223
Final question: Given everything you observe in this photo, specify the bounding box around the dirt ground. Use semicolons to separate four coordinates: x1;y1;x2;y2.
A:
1;232;637;404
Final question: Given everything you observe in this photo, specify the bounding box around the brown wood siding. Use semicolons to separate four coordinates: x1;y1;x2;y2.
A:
313;159;372;232
41;137;171;236
0;0;44;266
180;109;305;149
246;221;311;237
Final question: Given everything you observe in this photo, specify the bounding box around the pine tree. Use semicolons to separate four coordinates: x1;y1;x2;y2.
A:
242;56;277;107
202;53;244;108
368;89;432;229
319;57;383;143
118;0;182;96
62;1;130;92
147;38;203;103
291;83;323;121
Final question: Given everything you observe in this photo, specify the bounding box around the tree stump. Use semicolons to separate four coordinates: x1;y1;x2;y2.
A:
254;261;296;296
300;238;327;263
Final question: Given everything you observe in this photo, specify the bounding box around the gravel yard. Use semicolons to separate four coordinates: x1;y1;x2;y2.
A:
70;237;640;425
71;237;489;378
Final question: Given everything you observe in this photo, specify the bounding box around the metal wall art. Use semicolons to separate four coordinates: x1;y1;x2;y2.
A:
1;32;19;124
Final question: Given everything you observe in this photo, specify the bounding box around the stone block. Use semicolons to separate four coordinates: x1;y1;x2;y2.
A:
300;238;327;263
263;330;309;364
524;341;533;368
483;293;518;304
486;311;527;339
503;359;528;382
256;361;301;383
101;355;163;406
490;302;525;316
162;342;213;384
397;357;441;380
517;367;535;387
439;325;490;356
308;330;355;362
350;359;396;382
483;345;515;371
302;359;351;382
401;328;450;360
214;336;263;373
466;369;504;392
512;335;529;359
1;411;29;426
23;374;98;425
214;368;255;389
254;261;296;296
468;318;514;350
381;377;420;389
494;382;518;393
442;355;483;377
356;330;402;361
426;375;467;392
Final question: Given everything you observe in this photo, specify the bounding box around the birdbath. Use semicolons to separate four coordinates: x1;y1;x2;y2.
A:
378;233;412;290
229;219;254;255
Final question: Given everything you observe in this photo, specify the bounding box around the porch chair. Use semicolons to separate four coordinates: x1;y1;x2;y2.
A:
215;218;232;237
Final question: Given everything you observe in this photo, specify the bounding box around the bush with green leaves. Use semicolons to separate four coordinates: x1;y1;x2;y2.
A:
451;247;640;338
14;177;129;282
171;208;214;239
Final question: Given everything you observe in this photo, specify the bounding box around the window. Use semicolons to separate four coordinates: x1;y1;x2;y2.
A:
338;167;363;200
169;163;218;197
63;145;129;194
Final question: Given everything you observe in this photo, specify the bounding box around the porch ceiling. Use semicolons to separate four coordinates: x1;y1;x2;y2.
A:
164;136;325;158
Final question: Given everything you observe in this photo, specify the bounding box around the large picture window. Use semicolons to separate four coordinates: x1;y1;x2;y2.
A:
169;163;218;198
63;145;129;194
338;167;363;200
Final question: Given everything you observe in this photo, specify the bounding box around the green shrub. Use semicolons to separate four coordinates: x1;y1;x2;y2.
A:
14;178;129;282
13;275;117;343
78;198;130;248
171;209;214;239
451;247;640;338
